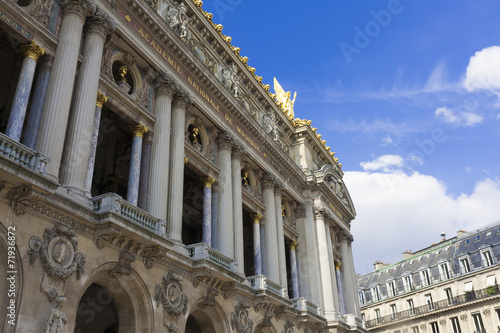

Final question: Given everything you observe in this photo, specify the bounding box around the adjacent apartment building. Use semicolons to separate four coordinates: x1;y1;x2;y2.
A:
358;222;500;333
0;0;366;332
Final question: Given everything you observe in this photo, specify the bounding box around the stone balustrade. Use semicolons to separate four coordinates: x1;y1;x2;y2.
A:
186;242;237;272
0;132;48;174
247;275;288;299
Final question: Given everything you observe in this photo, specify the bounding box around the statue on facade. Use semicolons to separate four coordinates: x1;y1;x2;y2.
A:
165;2;190;40
44;297;68;333
222;64;241;98
273;78;297;120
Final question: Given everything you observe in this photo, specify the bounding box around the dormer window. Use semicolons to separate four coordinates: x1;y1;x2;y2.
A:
481;249;493;267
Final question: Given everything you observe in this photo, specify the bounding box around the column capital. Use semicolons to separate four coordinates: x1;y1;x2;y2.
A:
96;91;107;108
131;124;148;138
153;72;178;97
274;181;285;195
338;228;353;243
231;140;246;159
201;176;215;187
314;205;325;219
287;240;298;250
20;41;45;61
62;0;96;19
85;9;116;37
216;131;234;150
261;173;276;189
335;261;342;270
173;87;193;109
250;213;262;223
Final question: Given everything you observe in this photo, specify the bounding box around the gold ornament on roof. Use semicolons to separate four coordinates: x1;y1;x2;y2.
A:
262;84;270;91
256;76;263;83
329;151;335;157
204;12;213;21
232;46;241;55
311;127;317;133
240;56;248;64
273;77;296;121
334;157;339;163
223;35;232;43
270;93;277;100
293;118;312;127
339;163;342;168
320;139;326;145
326;146;331;152
192;0;203;8
247;66;256;74
316;133;322;140
214;24;223;32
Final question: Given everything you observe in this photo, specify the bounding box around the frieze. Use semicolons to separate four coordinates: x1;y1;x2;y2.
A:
28;224;86;281
0;8;33;39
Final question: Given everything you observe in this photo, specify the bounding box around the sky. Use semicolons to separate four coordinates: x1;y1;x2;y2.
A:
200;1;500;275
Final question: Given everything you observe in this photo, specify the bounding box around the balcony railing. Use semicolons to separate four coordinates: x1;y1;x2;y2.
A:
365;285;500;328
247;275;288;298
186;243;236;272
92;193;166;235
0;132;48;175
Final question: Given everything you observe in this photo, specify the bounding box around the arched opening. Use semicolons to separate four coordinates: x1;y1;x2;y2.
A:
186;314;202;333
185;310;218;333
75;283;119;333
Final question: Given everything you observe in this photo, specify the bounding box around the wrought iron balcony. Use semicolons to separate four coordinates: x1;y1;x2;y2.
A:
365;285;500;329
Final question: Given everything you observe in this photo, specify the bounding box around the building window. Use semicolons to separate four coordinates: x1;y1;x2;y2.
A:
445;288;453;305
371;286;380;302
403;275;413;292
430;321;440;333
425;293;434;310
481;249;493;267
420;269;431;286
459;257;470;274
439;263;451;280
375;309;381;323
450;317;461;333
390;304;397;317
358;291;365;306
407;299;415;315
472;313;485;333
496;308;500;327
411;326;419;333
387;281;396;297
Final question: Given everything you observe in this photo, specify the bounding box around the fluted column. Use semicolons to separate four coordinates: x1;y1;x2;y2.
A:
84;92;107;194
339;230;358;315
315;206;336;319
35;0;96;182
274;184;287;287
232;142;245;274
326;224;341;313
288;240;299;298
262;173;279;283
60;12;115;196
260;220;267;276
211;182;218;249
23;54;54;149
6;41;45;141
137;131;153;210
251;214;262;275
147;73;176;220
347;238;361;316
127;124;147;205
201;177;215;245
167;90;192;242
216;132;234;257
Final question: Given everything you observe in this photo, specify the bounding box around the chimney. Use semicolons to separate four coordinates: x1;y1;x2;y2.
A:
457;230;467;239
373;260;389;271
402;250;413;260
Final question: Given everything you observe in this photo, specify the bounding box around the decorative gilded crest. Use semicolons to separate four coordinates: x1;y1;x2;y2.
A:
155;272;188;316
231;301;253;333
28;224;86;281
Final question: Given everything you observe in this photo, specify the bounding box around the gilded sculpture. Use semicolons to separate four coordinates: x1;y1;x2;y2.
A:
273;78;297;120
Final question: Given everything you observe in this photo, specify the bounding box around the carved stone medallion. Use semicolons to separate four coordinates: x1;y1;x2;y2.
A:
28;224;86;281
231;301;253;333
155;272;188;317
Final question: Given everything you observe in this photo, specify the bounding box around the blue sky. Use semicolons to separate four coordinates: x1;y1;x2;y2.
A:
201;1;500;273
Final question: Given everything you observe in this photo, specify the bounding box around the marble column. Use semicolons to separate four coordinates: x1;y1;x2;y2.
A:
251;213;262;275
216;132;234;257
211;182;218;249
260;220;267;276
315;206;336;320
35;0;96;182
326;224;341;313
23;54;54;149
339;230;357;315
335;262;346;315
167;90;192;242
274;185;287;287
347;240;361;316
289;240;299;298
232;142;245;274
127;124;147;205
60;12;115;196
6;41;45;141
201;177;215;245
137;131;153;210
83;92;107;194
262;173;279;283
147;73;176;220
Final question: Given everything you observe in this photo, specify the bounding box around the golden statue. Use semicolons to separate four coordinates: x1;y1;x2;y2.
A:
273;77;296;119
189;127;199;143
119;66;128;82
241;170;249;186
281;204;286;217
293;118;312;127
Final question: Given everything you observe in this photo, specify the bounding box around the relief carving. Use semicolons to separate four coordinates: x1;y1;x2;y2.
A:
231;301;253;333
155;272;188;317
6;185;43;216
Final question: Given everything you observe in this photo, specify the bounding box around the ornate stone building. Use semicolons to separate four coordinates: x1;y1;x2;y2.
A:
0;0;366;332
357;223;500;333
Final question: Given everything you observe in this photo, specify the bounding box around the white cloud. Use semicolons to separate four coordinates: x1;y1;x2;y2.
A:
382;135;393;146
345;171;500;274
463;46;500;93
360;155;404;172
434;106;483;126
